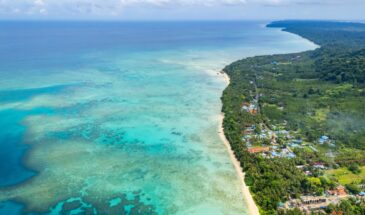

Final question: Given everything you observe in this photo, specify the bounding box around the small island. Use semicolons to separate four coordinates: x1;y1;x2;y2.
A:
221;21;365;215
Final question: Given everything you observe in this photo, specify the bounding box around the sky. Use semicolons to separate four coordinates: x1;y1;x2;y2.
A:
0;0;364;21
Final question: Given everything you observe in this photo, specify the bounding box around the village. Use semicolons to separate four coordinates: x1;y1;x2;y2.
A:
240;88;365;214
279;188;365;214
241;97;332;161
220;20;365;213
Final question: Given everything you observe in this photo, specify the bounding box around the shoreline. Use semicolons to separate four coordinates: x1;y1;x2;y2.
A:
218;72;260;215
216;24;320;214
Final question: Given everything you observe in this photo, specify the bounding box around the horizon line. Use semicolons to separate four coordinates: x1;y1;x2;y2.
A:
0;18;364;23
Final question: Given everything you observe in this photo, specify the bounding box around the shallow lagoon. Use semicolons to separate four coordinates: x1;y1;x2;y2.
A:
0;21;317;214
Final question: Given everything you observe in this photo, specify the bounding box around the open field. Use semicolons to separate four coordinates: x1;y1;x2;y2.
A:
325;166;365;184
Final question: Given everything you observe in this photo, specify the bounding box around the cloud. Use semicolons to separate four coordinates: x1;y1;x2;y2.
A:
33;0;45;6
0;0;363;19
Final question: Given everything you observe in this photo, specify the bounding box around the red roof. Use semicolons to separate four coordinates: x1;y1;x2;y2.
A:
244;130;253;135
248;147;270;154
328;186;347;196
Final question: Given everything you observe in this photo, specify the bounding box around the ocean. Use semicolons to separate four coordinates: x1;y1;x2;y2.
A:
0;21;317;215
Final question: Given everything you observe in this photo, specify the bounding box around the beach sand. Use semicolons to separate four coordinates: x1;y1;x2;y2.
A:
218;72;260;215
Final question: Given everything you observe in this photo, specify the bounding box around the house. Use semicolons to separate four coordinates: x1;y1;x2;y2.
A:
259;133;267;139
301;196;327;205
292;139;303;144
243;130;253;135
242;102;258;114
278;148;296;158
241;102;250;110
276;130;289;137
319;136;330;144
242;105;249;111
271;151;280;157
281;148;291;154
313;162;326;169
331;210;344;215
327;186;347;196
287;152;296;158
283;195;345;213
246;125;256;130
243;134;252;139
248;104;258;114
305;170;312;176
248;147;270;154
289;143;300;148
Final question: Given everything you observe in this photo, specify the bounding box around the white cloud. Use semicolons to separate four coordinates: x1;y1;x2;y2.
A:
34;0;45;6
0;0;363;19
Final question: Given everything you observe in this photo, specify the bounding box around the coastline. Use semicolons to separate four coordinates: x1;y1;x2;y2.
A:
218;72;260;215
216;24;320;214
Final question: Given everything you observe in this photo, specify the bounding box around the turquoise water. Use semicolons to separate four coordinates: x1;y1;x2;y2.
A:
0;21;317;215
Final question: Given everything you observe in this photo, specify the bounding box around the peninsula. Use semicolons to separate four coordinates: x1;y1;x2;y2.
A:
221;21;365;215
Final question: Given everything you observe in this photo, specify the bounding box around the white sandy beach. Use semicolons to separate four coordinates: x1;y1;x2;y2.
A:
218;72;260;215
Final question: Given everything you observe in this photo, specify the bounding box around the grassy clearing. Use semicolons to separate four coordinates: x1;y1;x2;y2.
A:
312;108;329;122
325;166;365;184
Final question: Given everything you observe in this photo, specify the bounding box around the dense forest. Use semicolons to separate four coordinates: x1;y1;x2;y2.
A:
221;21;365;214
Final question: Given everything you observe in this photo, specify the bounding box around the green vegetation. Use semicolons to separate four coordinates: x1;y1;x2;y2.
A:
280;198;365;215
221;21;365;214
348;164;362;174
327;198;365;215
325;166;365;185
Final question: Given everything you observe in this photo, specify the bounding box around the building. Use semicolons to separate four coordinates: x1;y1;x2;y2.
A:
319;135;330;144
331;210;344;215
241;102;258;115
243;130;253;135
282;192;349;213
301;196;327;205
271;151;280;157
287;152;296;158
248;147;270;154
327;186;347;196
313;163;326;170
292;139;303;144
305;170;312;176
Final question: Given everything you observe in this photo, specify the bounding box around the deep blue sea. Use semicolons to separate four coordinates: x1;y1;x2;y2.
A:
0;21;316;215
